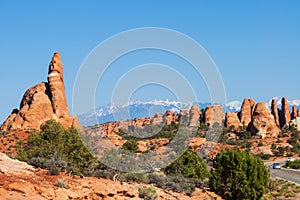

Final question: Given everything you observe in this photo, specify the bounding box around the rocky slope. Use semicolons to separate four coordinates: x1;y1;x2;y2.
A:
0;153;221;200
0;52;80;132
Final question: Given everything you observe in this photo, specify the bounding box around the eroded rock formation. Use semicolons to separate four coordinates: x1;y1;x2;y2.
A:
239;98;255;127
291;105;297;120
189;105;201;127
271;99;280;127
204;105;224;127
225;112;241;130
280;97;291;127
250;102;280;138
0;52;80;132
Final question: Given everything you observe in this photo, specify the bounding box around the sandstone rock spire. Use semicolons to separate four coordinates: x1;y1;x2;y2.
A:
239;98;255;127
291;105;297;120
280;97;291;127
297;108;300;118
189;105;201;127
0;52;80;132
47;52;70;118
271;99;280;127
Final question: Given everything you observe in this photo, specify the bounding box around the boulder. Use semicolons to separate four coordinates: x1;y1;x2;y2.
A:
250;102;280;138
0;52;80;132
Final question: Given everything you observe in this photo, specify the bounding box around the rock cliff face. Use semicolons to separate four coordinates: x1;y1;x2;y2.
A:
239;98;255;127
0;52;80;132
250;102;280;138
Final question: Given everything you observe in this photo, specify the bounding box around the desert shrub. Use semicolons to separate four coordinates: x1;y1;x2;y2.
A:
147;173;196;196
138;186;157;200
257;153;271;160
17;120;102;175
163;149;209;180
276;139;281;143
210;148;269;200
44;155;68;175
264;178;300;199
118;123;179;141
240;131;252;140
277;146;285;157
291;143;300;154
55;178;68;188
237;139;252;148
0;131;6;136
217;131;227;144
119;172;149;183
122;139;139;153
285;159;300;169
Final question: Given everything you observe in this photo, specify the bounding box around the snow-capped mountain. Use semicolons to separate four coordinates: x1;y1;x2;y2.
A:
268;96;300;107
78;98;300;127
225;101;242;112
80;99;217;127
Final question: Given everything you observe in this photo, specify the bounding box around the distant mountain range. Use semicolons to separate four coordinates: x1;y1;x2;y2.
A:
78;98;300;127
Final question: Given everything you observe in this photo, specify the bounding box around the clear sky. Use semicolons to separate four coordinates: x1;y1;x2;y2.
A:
0;1;300;122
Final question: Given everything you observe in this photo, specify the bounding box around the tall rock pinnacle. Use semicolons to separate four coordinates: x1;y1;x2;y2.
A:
239;98;255;127
271;99;280;127
0;52;80;132
280;97;291;127
291;105;297;120
47;52;70;118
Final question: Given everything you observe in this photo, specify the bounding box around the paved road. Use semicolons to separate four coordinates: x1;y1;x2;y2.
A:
265;161;300;186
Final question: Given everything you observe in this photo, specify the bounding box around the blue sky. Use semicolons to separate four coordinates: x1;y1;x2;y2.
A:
0;1;300;122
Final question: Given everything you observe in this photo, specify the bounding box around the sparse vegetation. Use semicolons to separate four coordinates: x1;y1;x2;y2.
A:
210;148;269;200
138;186;158;200
257;152;271;160
118;122;179;141
55;178;68;188
122;139;139;153
16;120;106;176
263;179;300;199
285;159;300;169
163;149;209;180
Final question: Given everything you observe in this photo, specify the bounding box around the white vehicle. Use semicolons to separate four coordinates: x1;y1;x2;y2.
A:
287;157;295;162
